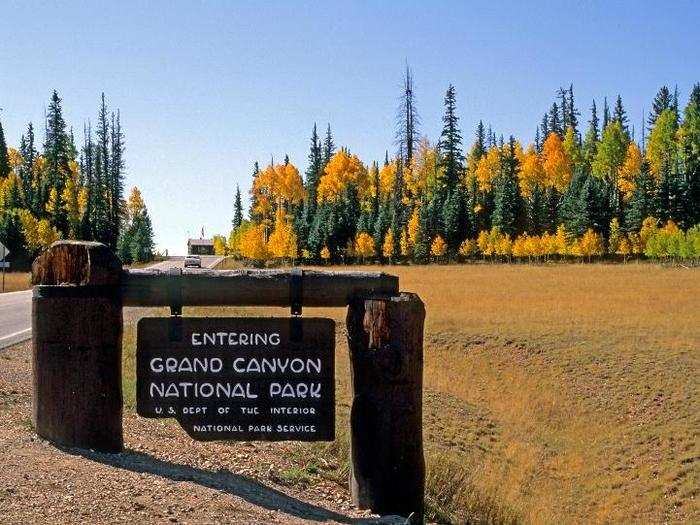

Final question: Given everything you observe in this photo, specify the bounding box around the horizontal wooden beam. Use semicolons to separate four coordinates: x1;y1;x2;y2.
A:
120;268;399;307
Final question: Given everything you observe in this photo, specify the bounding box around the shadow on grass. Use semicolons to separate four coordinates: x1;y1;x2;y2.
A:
59;445;389;524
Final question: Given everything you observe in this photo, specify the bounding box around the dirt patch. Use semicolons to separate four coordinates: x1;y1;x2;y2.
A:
0;342;399;525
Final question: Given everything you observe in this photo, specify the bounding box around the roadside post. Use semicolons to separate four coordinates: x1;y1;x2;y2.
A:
0;242;9;292
31;240;425;520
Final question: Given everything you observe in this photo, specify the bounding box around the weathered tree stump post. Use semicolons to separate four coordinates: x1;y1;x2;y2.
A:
32;241;123;452
346;292;425;520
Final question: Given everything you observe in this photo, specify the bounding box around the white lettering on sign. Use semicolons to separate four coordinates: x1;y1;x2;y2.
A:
149;381;258;399
191;331;281;347
232;357;322;374
150;357;223;373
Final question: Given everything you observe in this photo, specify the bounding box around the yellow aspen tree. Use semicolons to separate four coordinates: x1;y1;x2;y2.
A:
475;147;501;192
212;235;227;256
61;162;83;239
617;236;632;260
541;132;572;191
378;162;396;200
240;224;269;261
408;139;444;200
579;229;604;260
37;219;60;248
320;245;331;261
18;210;40;250
267;209;298;259
495;232;513;259
608;218;622;254
618;142;642;201
512;235;527;258
400;229;411;257
430;235;447;258
127;186;146;220
518;144;545;197
354;231;375;260
382;230;394;258
407;207;420;247
458;238;476;257
639;217;659;251
554;224;569;256
562;127;583;170
317;150;368;203
477;230;490;256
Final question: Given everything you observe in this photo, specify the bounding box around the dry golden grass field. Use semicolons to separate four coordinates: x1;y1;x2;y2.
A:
122;263;699;524
0;272;30;293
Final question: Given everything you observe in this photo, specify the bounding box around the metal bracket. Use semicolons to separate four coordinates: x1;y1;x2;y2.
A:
289;268;303;343
289;268;303;316
168;267;183;341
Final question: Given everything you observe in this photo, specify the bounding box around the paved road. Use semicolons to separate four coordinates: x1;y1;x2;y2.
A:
146;255;224;270
0;256;224;350
0;290;32;349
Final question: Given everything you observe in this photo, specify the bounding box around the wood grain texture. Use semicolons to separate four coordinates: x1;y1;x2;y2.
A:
121;268;398;307
32;241;123;452
346;293;425;520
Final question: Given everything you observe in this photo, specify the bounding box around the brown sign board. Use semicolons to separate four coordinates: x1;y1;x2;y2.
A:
136;317;335;441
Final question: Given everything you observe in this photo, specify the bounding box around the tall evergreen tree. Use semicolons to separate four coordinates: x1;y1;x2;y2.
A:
396;65;419;167
648;85;673;130
583;100;599;165
568;84;579;135
322;124;335;166
0;118;9;179
304;124;323;209
248;161;261;222
439;84;463;190
44;90;71;233
233;185;244;229
109;109;125;248
613;95;629;134
680;83;700;226
602;97;610;130
624;163;655;232
548;102;562;136
491;137;522;236
93;93;112;244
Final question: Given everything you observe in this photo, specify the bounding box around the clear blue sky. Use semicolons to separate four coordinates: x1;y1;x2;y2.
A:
1;1;699;254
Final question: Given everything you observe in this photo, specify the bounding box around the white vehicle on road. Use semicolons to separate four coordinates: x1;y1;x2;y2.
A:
184;255;202;268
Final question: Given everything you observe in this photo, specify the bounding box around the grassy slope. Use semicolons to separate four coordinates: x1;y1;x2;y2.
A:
122;263;700;524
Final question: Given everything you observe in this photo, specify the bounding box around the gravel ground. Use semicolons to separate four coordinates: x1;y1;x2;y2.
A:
0;342;403;525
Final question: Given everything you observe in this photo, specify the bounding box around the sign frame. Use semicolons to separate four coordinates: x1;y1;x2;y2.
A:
136;316;336;442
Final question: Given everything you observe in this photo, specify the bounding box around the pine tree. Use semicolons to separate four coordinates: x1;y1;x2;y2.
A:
439;85;463;191
80;122;95;239
613;95;629;135
304;124;323;208
568;84;579;135
109;108;125;248
648;86;673;130
548;102;561;136
624;163;655;232
233;185;243;229
0;118;9;179
93;94;112;245
540;114;549;146
396;65;419;167
322;124;335;166
492;137;522;236
44;90;71;234
248;161;261;222
583;100;600;165
602;97;610;130
680;83;700;226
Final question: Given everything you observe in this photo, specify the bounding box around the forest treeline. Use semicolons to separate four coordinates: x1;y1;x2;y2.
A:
223;72;700;264
0;91;155;267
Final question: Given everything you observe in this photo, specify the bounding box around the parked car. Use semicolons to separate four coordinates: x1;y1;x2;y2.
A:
184;255;202;268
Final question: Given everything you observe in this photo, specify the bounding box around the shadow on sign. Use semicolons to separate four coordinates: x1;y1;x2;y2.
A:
59;445;373;524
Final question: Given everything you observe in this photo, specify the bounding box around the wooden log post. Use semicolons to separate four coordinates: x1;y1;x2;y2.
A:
31;241;123;452
346;293;425;520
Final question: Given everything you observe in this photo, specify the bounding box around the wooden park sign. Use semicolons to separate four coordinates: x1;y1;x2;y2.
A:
136;317;335;441
31;241;425;520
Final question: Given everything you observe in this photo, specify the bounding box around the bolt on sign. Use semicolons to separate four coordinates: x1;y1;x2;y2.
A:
136;317;335;441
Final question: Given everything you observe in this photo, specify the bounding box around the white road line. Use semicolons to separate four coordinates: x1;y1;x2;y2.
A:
0;327;31;348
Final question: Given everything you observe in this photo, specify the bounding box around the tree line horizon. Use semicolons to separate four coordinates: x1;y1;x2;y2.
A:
223;69;700;262
0;91;155;266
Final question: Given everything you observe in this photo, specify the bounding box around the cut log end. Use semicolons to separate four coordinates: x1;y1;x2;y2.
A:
32;241;122;286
